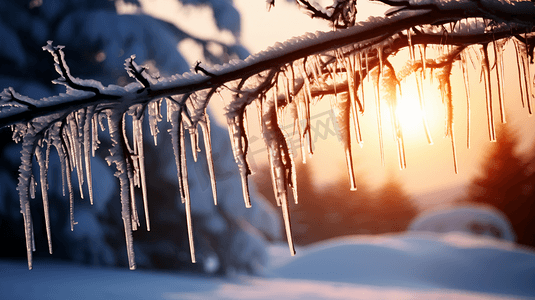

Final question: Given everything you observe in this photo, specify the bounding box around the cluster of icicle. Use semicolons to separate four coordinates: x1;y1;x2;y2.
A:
5;42;219;270
1;13;534;271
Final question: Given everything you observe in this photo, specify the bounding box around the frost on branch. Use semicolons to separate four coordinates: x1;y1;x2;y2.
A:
0;0;535;270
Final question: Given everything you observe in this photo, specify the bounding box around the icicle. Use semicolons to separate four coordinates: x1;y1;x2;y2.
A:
188;124;200;163
30;214;35;252
67;114;85;200
298;61;314;157
415;67;433;145
199;114;218;206
132;112;150;230
438;63;458;174
76;110;87;198
293;95;307;164
514;39;528;111
121;115;140;231
420;44;427;79
514;38;533;114
333;92;357;190
91;113;100;157
286;64;307;163
460;50;471;149
481;44;496;142
383;60;406;170
58;128;77;231
106;111;136;270
493;39;506;123
180;120;195;263
365;51;370;82
407;29;415;61
226;100;252;208
169;102;186;203
261;94;296;256
18;138;35;269
84;107;95;205
357;53;366;113
304;72;314;155
148;100;162;146
283;69;293;106
343;54;363;145
373;47;385;166
29;174;36;199
35;145;53;254
309;55;321;85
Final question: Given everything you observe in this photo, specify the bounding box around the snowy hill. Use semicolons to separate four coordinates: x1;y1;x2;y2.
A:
1;232;534;299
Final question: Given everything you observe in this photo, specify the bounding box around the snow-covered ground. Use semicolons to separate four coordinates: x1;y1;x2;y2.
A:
1;232;534;300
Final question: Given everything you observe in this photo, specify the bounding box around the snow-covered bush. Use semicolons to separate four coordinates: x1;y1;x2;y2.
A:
408;205;516;242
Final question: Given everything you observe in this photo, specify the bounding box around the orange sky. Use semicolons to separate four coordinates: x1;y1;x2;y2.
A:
140;0;535;208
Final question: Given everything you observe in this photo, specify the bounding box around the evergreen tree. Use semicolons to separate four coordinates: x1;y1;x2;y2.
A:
371;173;418;233
467;124;526;204
0;0;279;274
465;124;535;247
255;162;418;245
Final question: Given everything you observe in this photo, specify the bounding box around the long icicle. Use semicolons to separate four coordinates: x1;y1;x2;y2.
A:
439;62;458;173
84;107;95;205
226;99;252;208
344;54;363;145
374;47;385;166
133;113;150;231
514;39;528;110
180;119;195;263
519;36;533;114
333;92;357;190
168;101;187;202
122;115;140;232
288;63;307;163
61;129;76;231
262;93;296;256
106;111;136;270
167;98;195;262
17;138;35;269
414;52;433;145
69;113;85;200
199;114;218;206
493;38;506;123
383;60;406;170
35;145;53;254
481;44;496;142
299;60;314;156
460;50;471;149
357;53;366;115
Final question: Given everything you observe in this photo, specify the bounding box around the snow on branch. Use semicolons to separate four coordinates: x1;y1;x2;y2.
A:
1;1;534;270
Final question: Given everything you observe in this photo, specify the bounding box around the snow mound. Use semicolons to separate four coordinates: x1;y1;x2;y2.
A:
268;233;535;298
408;205;516;242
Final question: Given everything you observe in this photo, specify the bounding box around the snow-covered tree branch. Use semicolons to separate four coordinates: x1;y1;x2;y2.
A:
0;0;534;270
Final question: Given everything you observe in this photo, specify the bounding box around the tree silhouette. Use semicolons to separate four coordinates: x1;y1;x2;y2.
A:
255;162;377;245
255;163;418;244
372;173;418;233
464;124;535;248
0;0;534;269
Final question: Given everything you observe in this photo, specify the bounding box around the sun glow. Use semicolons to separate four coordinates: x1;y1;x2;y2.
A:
397;84;430;140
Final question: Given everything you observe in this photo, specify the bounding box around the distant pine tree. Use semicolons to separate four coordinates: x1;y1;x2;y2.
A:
464;123;535;248
371;173;418;234
254;162;419;245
